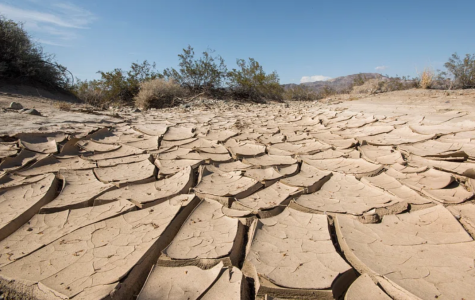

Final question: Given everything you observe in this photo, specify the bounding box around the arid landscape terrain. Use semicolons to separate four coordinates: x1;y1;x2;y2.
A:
0;88;475;299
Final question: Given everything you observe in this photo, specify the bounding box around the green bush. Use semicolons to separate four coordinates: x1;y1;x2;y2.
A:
227;58;283;101
73;79;106;108
444;53;475;88
0;16;69;89
163;45;227;93
134;78;185;109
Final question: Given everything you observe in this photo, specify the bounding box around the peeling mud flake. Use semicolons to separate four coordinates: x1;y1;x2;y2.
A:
194;166;262;200
94;159;156;187
39;169;115;213
0;199;135;267
244;207;353;298
235;181;300;212
0;174;58;241
15;155;97;176
345;274;391;300
138;262;247;300
359;144;404;165
16;132;67;154
294;172;402;215
95;167;194;208
280;162;332;193
335;205;475;300
162;199;241;262
303;158;383;178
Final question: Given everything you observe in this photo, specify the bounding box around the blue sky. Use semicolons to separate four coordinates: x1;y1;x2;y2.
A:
1;0;474;84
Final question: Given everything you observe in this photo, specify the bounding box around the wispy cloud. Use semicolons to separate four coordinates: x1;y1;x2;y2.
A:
300;75;331;83
0;1;95;46
375;65;389;71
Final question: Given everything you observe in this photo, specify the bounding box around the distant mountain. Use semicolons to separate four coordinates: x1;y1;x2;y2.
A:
283;73;383;93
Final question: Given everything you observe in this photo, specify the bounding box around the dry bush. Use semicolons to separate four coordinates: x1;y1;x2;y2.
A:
134;78;185;109
351;78;380;94
284;85;319;101
419;68;434;89
54;102;71;111
351;77;417;95
73;80;107;108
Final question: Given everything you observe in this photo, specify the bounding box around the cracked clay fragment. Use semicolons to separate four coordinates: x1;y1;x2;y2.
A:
294;172;401;215
0;199;135;267
95;167;194;208
335;205;475;300
0;173;58;241
39;169;115;213
345;274;391;300
280;162;332;193
244;207;352;293
0;199;190;300
94;159;156;187
162;199;241;261
303;158;383;178
194;166;262;200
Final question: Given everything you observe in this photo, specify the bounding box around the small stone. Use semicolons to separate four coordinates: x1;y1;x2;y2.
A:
132;108;141;113
22;109;41;116
9;102;23;110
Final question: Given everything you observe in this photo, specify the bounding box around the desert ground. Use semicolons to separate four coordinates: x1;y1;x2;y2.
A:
1;88;475;300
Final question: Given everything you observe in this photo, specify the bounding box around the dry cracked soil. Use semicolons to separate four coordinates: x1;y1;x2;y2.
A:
1;89;475;300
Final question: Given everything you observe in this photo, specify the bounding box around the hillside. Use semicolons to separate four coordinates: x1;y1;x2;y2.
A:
283;72;383;93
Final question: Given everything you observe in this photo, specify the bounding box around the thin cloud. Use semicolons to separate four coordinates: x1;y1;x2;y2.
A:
375;65;389;71
300;75;332;83
0;1;95;46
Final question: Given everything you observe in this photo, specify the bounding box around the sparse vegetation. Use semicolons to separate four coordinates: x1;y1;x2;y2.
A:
352;73;369;87
284;85;319;101
0;16;71;89
134;78;185;109
352;76;417;95
444;53;475;89
163;46;227;93
419;68;434;89
227;58;284;101
73;60;161;107
6;13;474;109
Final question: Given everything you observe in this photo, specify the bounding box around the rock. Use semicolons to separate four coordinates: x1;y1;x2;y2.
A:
21;108;41;116
132;108;141;113
9;102;23;110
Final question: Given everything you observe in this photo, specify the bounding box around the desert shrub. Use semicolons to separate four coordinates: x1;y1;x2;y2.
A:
284;85;319;101
73;60;160;107
0;16;70;89
227;58;283;101
73;79;106;107
419;68;434;89
163;46;227;93
319;86;337;98
352;73;369;87
134;78;185;109
444;53;475;88
352;76;417;94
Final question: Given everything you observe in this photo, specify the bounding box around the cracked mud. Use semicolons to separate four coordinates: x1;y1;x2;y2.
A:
1;98;475;300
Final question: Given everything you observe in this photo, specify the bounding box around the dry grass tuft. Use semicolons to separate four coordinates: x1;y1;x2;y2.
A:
420;68;434;89
134;79;185;109
54;102;72;111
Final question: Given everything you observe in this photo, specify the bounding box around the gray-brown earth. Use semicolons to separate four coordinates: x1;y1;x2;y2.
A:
1;88;475;299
